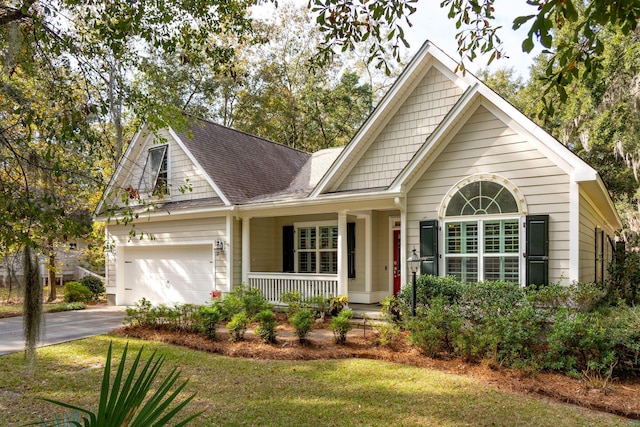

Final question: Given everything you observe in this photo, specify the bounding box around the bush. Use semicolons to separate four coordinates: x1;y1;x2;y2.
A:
375;322;402;349
290;309;314;343
397;275;462;313
407;296;462;357
329;309;353;344
47;302;86;313
125;298;153;326
380;296;401;323
328;295;348;316
227;312;249;342
544;309;616;374
197;305;222;340
307;295;330;320
79;275;105;300
214;285;270;321
280;291;303;316
63;281;93;303
254;309;277;344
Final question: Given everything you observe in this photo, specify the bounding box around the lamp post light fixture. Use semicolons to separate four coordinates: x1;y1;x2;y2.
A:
407;247;421;317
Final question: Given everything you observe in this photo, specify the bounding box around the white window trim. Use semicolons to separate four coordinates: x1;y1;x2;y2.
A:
294;221;338;274
441;215;525;285
138;144;171;199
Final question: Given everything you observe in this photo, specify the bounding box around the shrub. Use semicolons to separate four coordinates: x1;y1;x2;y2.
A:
290;309;314;343
307;295;330;320
329;309;353;344
47;302;86;313
280;291;303;316
125;298;153;326
544;309;616;374
328;295;348;316
254;309;277;344
380;296;402;323
79;275;105;300
63;281;93;303
407;296;462;357
227;312;249;342
215;285;270;321
397;275;462;313
197;305;222;340
375;322;402;349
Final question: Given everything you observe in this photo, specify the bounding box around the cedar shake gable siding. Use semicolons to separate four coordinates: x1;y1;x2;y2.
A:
176;117;311;204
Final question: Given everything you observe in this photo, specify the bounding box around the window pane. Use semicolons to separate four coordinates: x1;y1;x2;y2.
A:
483;256;519;283
484;221;501;253
446;222;477;254
320;226;338;249
483;257;501;281
298;227;316;250
446;257;478;283
504;220;519;253
445;181;518;216
299;252;316;273
503;257;519;282
320;251;337;274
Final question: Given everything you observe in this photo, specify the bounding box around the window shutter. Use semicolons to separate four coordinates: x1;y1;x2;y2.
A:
526;215;549;286
347;222;356;278
282;226;294;273
419;220;439;275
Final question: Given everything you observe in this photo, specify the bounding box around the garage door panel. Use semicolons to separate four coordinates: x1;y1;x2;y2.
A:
124;245;214;305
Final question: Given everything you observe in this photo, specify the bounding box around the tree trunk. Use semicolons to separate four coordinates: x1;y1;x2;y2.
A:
47;251;57;302
23;245;43;363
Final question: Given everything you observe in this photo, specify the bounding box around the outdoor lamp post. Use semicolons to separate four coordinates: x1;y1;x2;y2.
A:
407;247;420;317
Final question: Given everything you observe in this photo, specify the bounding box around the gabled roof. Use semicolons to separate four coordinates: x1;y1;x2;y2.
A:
309;41;621;229
175;117;311;204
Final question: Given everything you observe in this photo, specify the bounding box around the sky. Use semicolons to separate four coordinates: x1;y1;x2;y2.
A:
251;0;543;80
403;0;542;79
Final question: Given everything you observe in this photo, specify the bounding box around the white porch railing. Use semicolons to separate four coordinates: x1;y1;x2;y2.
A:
248;272;338;303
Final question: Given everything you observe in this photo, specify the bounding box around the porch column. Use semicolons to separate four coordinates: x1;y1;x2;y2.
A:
338;211;348;296
242;217;251;284
364;213;372;293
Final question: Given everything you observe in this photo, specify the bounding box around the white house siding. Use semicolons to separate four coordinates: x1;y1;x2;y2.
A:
112;129;217;206
406;105;571;285
337;67;463;192
106;216;228;294
579;191;616;282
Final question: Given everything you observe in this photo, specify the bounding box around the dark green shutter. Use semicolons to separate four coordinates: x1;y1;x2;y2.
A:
526;215;549;286
283;226;294;273
419;220;439;275
347;222;356;278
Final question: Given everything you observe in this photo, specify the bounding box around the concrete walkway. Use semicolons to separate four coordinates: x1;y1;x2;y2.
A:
0;305;127;356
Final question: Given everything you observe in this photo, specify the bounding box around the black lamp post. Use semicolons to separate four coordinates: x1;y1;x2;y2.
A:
407;247;420;317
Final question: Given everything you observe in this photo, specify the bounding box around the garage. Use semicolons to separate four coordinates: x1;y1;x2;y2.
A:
122;244;215;305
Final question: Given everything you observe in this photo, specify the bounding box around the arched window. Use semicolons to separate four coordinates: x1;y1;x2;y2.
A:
443;179;522;284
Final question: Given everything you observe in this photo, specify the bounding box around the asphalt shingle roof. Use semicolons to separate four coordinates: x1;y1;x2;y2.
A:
176;117;311;204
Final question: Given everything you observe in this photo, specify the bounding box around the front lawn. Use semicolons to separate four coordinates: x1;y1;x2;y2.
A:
0;336;629;426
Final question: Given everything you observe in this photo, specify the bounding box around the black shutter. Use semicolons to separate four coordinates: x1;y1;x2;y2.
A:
282;226;294;273
347;222;356;278
526;215;549;286
419;220;439;275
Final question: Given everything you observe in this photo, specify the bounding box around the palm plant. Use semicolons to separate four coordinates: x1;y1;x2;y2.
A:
38;342;201;426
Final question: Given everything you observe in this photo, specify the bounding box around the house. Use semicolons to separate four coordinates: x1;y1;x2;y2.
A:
96;41;621;306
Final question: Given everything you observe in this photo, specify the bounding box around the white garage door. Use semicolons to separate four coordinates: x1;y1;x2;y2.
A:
123;245;214;305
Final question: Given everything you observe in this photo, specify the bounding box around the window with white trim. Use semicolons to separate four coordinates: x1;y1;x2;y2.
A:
138;145;168;196
296;222;338;274
444;180;521;283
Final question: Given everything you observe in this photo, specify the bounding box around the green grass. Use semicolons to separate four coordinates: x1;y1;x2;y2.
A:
0;336;630;426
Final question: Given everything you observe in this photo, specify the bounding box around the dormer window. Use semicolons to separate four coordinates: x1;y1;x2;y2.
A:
139;145;168;196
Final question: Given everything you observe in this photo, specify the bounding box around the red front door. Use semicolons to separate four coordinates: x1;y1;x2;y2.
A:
393;229;401;295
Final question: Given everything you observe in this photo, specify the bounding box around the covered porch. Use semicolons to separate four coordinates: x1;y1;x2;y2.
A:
238;206;403;304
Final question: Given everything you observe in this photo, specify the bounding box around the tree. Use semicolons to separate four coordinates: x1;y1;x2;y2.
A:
1;0;256;358
310;0;640;109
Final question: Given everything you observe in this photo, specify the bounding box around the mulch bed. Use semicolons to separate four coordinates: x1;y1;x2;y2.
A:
112;322;640;421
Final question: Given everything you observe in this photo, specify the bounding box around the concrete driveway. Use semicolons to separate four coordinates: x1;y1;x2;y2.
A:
0;305;127;356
